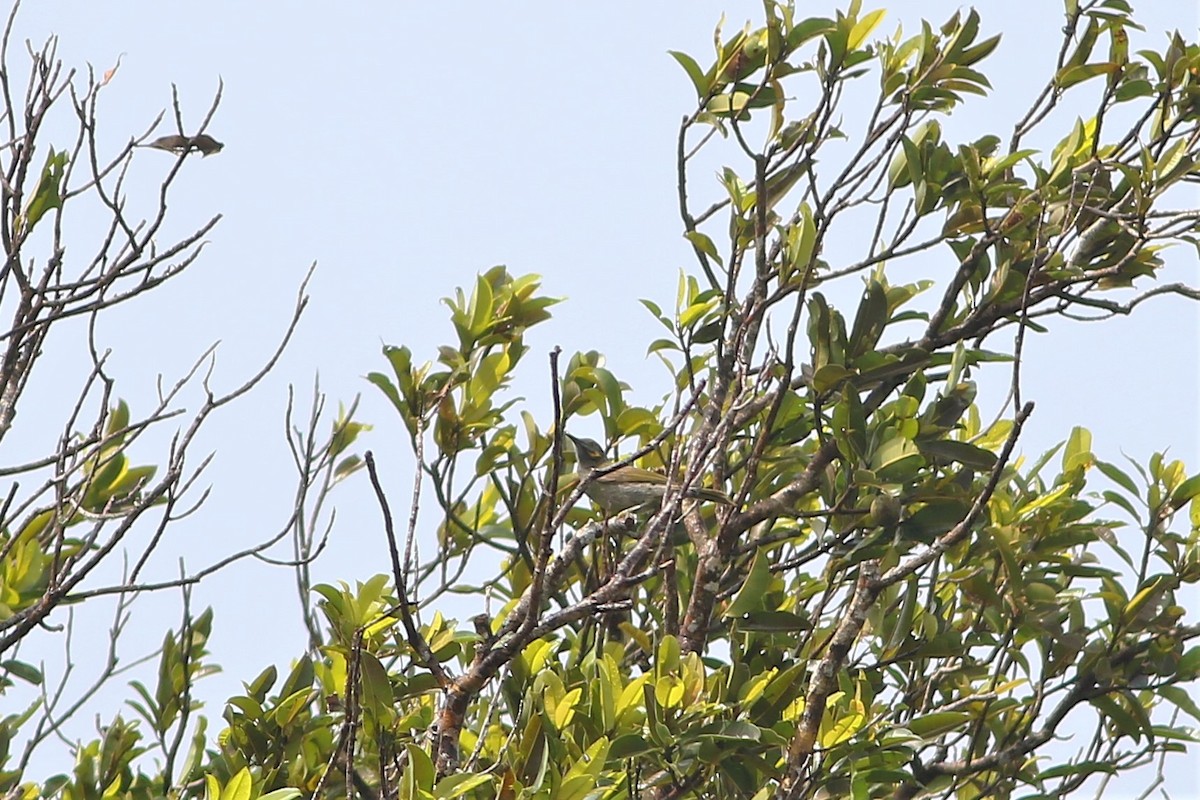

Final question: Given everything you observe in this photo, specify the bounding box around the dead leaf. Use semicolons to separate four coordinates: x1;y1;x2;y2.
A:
101;53;124;87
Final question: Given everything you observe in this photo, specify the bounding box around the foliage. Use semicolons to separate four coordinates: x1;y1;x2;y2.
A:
0;6;362;800
4;2;1199;800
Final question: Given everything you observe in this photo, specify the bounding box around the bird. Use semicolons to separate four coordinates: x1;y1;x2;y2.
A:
142;134;224;157
566;433;731;514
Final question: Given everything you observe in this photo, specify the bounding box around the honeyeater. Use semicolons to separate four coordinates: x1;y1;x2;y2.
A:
566;434;730;513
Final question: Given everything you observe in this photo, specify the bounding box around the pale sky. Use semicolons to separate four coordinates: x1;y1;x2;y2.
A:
7;1;1198;795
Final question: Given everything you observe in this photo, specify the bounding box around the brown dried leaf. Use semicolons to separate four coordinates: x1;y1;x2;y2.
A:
100;53;124;87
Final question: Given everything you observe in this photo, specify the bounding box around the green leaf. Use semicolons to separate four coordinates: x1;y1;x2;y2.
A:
107;464;157;502
847;279;889;357
1113;78;1153;102
762;662;809;707
220;768;253;800
1;659;43;685
853;348;930;387
1168;473;1200;511
1179;646;1200;679
647;338;680;355
723;549;772;618
899;134;923;189
17;509;55;541
272;688;314;727
811;364;856;394
985;148;1039;176
83;451;129;509
957;33;1002;67
788;17;837;49
656;634;681;674
684;230;724;266
1121;576;1165;628
593;367;624;420
762;158;809;209
668;50;711;98
1063;18;1100;71
916;439;997;470
610;733;654;759
615;406;659;438
1158;685;1200;724
178;718;208;786
1055;62;1120;89
807;292;840;370
468;272;495;341
899;500;971;543
640;298;664;321
1017;482;1073;518
1091;692;1152;742
434;773;494;799
556;776;596;800
847;9;886;50
737;610;811;632
359;652;394;717
792;203;820;275
702;720;762;741
679;297;717;329
1154;139;1190;184
1095;459;1140;495
707;91;752;116
1036;761;1116;781
907;711;970;738
564;736;610;781
21;148;68;234
819;691;866;747
872;436;924;482
1102;491;1141;528
1061;425;1092;473
106;400;131;446
693;320;723;344
404;743;436;795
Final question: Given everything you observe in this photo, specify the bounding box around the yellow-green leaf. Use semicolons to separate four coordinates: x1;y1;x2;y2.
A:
21;148;68;235
848;9;886;50
220;768;252;800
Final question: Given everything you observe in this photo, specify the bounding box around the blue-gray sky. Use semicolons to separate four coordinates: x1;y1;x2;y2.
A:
7;1;1198;794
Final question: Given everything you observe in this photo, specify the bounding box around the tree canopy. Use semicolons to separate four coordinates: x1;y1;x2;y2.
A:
1;2;1198;800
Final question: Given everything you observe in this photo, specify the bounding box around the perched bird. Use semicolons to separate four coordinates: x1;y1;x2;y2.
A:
566;434;730;514
142;134;224;157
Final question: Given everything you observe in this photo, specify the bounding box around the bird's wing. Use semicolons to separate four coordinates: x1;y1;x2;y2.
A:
607;466;668;484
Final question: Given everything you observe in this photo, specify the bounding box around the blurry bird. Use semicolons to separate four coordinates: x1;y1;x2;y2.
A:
566;434;730;514
142;134;224;157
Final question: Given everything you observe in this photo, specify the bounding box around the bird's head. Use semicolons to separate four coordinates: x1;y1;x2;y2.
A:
566;434;608;471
